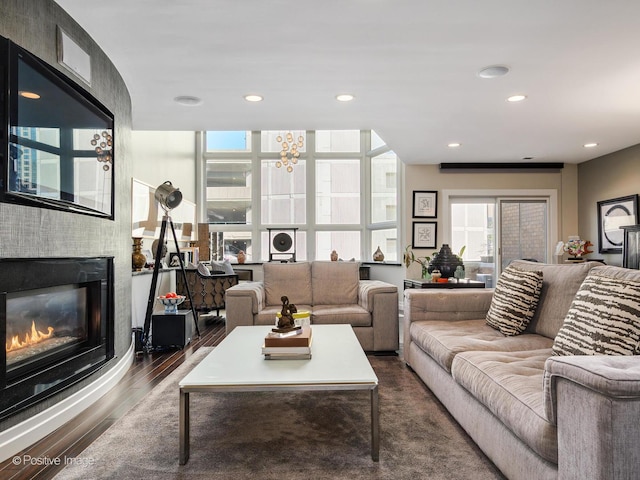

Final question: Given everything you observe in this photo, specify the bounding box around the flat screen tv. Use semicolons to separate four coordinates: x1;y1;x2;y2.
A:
0;35;115;219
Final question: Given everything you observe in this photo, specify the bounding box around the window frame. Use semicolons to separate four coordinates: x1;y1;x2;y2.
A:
198;130;400;262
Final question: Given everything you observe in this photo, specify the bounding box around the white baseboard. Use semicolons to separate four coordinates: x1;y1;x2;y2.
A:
0;341;134;463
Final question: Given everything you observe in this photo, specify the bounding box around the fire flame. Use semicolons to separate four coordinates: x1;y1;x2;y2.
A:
6;321;55;353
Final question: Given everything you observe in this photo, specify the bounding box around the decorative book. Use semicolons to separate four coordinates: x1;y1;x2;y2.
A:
264;325;312;348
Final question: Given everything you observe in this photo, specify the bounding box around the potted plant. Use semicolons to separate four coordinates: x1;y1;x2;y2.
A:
403;245;435;279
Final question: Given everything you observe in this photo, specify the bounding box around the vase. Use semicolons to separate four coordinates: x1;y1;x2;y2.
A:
237;250;246;264
331;250;338;261
428;244;464;278
373;246;385;262
132;237;146;272
421;265;431;280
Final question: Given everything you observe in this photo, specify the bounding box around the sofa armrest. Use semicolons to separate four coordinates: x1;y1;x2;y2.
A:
225;282;265;335
543;355;640;479
403;288;494;323
358;280;398;352
543;355;640;424
358;280;397;311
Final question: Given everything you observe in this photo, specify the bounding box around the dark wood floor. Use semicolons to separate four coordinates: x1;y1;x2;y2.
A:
0;317;226;480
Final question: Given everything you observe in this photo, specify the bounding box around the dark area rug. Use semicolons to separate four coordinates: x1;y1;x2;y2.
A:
54;347;504;480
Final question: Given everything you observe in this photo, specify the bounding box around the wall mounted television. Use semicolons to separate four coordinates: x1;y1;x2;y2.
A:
0;35;115;219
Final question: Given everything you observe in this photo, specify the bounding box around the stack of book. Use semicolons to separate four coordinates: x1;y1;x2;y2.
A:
262;326;312;360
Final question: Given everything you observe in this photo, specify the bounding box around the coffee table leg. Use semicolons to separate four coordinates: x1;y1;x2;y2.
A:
371;385;379;461
179;389;190;465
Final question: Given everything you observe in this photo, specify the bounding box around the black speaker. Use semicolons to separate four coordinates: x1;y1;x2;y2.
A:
268;228;297;262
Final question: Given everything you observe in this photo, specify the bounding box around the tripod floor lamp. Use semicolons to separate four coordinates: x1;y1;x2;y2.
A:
142;181;199;349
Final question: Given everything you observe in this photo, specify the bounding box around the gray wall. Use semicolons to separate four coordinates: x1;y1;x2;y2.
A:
578;143;640;266
0;0;132;428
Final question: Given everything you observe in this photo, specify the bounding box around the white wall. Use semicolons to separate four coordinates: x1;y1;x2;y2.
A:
578;143;640;266
131;131;197;203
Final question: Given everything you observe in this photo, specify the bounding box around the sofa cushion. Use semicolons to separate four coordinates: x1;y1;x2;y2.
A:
451;349;557;463
486;264;543;336
255;304;313;326
552;270;640;356
312;304;371;327
263;262;313;306
312;261;359;305
410;319;553;372
510;260;600;339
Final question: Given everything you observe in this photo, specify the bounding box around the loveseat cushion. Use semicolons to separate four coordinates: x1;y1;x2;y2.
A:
312;261;359;305
409;319;553;372
263;262;313;306
552;268;640;356
451;348;557;463
510;260;600;339
255;304;313;326
486;264;543;336
312;304;371;327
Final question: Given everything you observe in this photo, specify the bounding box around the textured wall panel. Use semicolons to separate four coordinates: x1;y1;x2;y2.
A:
0;0;133;429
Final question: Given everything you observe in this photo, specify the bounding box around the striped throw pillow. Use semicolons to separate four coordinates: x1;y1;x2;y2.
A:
486;265;543;336
552;274;640;356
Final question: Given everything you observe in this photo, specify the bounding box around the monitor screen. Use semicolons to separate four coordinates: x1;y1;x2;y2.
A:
1;35;115;219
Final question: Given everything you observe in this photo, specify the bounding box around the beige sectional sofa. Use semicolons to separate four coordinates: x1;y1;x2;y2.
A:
225;261;399;352
404;260;640;479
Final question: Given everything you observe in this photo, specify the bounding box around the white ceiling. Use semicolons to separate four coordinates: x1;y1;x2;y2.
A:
54;0;640;165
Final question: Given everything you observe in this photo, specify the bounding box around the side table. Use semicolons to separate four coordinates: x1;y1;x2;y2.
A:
403;279;486;290
152;309;194;348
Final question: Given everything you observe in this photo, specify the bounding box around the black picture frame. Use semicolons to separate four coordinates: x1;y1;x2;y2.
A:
412;222;437;249
597;194;639;253
412;191;437;218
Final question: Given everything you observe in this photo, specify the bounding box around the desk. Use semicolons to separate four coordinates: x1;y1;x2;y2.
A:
404;279;485;289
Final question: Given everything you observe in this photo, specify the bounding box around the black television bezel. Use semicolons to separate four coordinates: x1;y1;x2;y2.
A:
0;35;115;220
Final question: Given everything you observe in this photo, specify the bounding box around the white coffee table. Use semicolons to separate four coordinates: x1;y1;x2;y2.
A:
178;324;379;464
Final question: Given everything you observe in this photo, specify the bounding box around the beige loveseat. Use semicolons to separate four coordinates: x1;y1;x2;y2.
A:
404;260;640;479
225;261;399;353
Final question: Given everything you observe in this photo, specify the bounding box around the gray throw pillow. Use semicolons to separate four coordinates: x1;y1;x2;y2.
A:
197;263;211;276
552;273;640;356
486;265;543;336
209;260;234;275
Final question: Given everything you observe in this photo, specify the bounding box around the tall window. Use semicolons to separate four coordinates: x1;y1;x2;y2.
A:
447;192;554;284
201;130;399;262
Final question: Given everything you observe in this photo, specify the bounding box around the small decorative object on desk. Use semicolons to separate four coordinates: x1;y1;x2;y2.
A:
373;246;385;262
454;265;465;281
158;292;185;314
330;250;338;261
132;237;146;272
273;295;301;333
563;237;593;261
430;269;442;283
237;250;246;264
428;244;465;278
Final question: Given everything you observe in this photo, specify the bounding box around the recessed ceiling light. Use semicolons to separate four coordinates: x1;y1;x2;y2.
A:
478;65;510;79
244;94;263;102
19;90;40;99
336;94;354;102
448;143;461;148
507;95;527;102
584;143;599;148
522;156;534;160
174;95;203;106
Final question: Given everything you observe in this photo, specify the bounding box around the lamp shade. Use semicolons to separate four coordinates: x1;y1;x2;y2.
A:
155;181;182;210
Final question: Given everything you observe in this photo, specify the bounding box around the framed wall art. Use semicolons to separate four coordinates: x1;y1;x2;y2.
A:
412;222;437;249
597;194;639;253
413;190;437;218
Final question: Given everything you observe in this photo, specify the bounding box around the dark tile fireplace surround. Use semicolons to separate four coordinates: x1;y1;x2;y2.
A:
0;257;114;421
